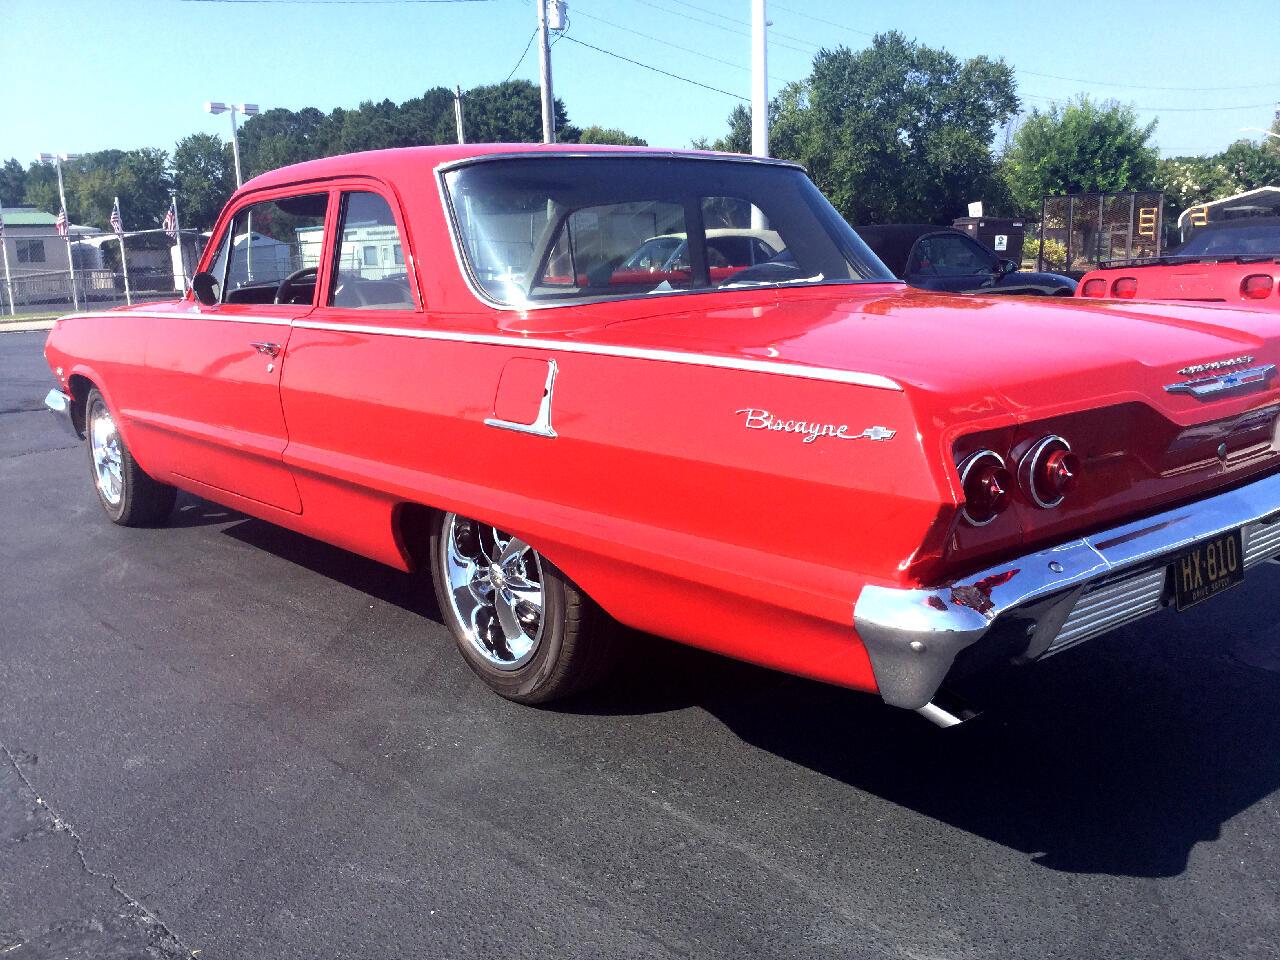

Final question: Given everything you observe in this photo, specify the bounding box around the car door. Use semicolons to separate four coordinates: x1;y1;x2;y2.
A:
905;232;1000;293
274;183;432;556
139;189;333;513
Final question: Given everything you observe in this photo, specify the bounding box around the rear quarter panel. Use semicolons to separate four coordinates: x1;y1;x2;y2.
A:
279;320;943;691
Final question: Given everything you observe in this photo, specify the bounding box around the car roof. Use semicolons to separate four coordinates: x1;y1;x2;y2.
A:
853;224;966;276
240;144;803;193
1185;215;1280;234
646;228;784;242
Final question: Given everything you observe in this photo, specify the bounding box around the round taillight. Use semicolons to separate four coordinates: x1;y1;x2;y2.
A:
1112;277;1138;299
1019;436;1080;509
1241;274;1274;300
1081;278;1107;298
959;450;1013;526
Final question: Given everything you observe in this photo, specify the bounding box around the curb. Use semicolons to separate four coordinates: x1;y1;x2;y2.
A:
0;319;59;333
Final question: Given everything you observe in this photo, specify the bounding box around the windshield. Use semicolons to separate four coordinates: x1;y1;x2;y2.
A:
442;156;894;307
1175;222;1280;257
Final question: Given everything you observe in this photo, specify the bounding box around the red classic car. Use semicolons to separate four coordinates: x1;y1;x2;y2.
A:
41;145;1280;727
1077;217;1280;308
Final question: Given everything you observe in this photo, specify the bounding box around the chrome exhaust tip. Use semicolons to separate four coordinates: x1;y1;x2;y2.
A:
914;691;982;728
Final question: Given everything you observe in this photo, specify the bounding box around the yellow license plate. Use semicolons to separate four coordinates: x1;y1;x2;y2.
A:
1172;528;1244;612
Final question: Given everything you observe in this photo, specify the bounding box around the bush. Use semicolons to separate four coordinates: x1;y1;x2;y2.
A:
1022;237;1066;268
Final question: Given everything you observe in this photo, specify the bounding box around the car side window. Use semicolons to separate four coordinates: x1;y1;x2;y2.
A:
910;234;995;278
216;193;329;304
330;191;415;310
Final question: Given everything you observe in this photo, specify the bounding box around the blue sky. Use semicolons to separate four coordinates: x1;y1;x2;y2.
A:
3;0;1278;162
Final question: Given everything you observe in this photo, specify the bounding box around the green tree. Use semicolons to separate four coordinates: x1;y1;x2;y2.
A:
1002;95;1158;212
173;133;237;230
1219;138;1280;192
464;80;568;144
238;106;332;179
74;149;173;230
701;34;1018;224
21;162;60;216
1154;155;1235;220
695;104;752;153
560;124;648;146
0;159;27;207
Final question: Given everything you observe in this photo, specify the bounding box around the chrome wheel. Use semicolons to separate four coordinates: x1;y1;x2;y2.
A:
440;513;545;670
88;398;123;507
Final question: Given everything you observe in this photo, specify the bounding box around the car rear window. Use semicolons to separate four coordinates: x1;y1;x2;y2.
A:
442;156;893;307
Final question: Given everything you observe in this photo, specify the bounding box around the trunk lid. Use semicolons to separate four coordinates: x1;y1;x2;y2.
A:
585;287;1280;425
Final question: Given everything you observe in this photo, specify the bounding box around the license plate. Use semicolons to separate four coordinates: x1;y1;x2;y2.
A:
1172;528;1245;611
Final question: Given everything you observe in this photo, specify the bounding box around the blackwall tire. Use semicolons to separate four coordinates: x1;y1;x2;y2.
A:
429;510;620;704
84;387;176;527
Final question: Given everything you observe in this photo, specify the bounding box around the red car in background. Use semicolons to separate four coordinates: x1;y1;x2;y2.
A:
1077;217;1280;308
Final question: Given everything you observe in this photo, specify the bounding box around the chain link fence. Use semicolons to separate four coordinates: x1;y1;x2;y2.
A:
1037;192;1164;276
1;229;204;316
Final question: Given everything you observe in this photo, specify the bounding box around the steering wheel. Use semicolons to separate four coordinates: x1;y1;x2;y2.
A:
274;266;318;305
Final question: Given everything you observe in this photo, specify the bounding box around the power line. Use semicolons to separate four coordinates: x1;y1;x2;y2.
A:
573;9;781;79
504;28;538;82
179;0;494;4
657;0;822;51
769;2;874;38
767;0;1280;93
1023;93;1280;113
558;35;747;101
1018;70;1280;93
622;0;818;59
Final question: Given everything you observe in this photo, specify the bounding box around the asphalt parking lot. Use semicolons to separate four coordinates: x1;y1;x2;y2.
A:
2;328;1279;960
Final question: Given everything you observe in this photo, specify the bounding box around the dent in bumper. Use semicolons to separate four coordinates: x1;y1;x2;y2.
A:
856;469;1280;709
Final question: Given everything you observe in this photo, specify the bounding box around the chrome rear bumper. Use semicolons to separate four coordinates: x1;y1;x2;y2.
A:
855;470;1280;709
44;388;80;438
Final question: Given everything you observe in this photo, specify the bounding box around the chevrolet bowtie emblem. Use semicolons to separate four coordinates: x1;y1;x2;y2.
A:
1165;363;1276;399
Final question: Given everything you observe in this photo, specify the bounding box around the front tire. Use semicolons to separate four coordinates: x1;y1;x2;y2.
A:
84;387;176;526
430;511;619;704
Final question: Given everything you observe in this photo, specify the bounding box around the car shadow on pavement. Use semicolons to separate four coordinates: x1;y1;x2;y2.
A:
575;609;1280;881
168;495;241;529
214;507;441;620
198;493;1280;882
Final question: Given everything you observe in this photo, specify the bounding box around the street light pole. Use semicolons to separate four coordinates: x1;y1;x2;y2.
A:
37;152;81;310
229;108;243;185
454;85;467;145
205;102;261;188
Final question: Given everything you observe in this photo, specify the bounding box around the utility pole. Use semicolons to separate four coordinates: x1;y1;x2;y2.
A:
536;0;555;143
454;85;467;144
750;0;769;228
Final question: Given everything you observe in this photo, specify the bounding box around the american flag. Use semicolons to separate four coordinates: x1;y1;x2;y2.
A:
110;197;124;241
55;207;69;238
162;198;178;241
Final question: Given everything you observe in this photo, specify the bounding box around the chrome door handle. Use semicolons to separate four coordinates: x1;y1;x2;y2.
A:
250;341;280;357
